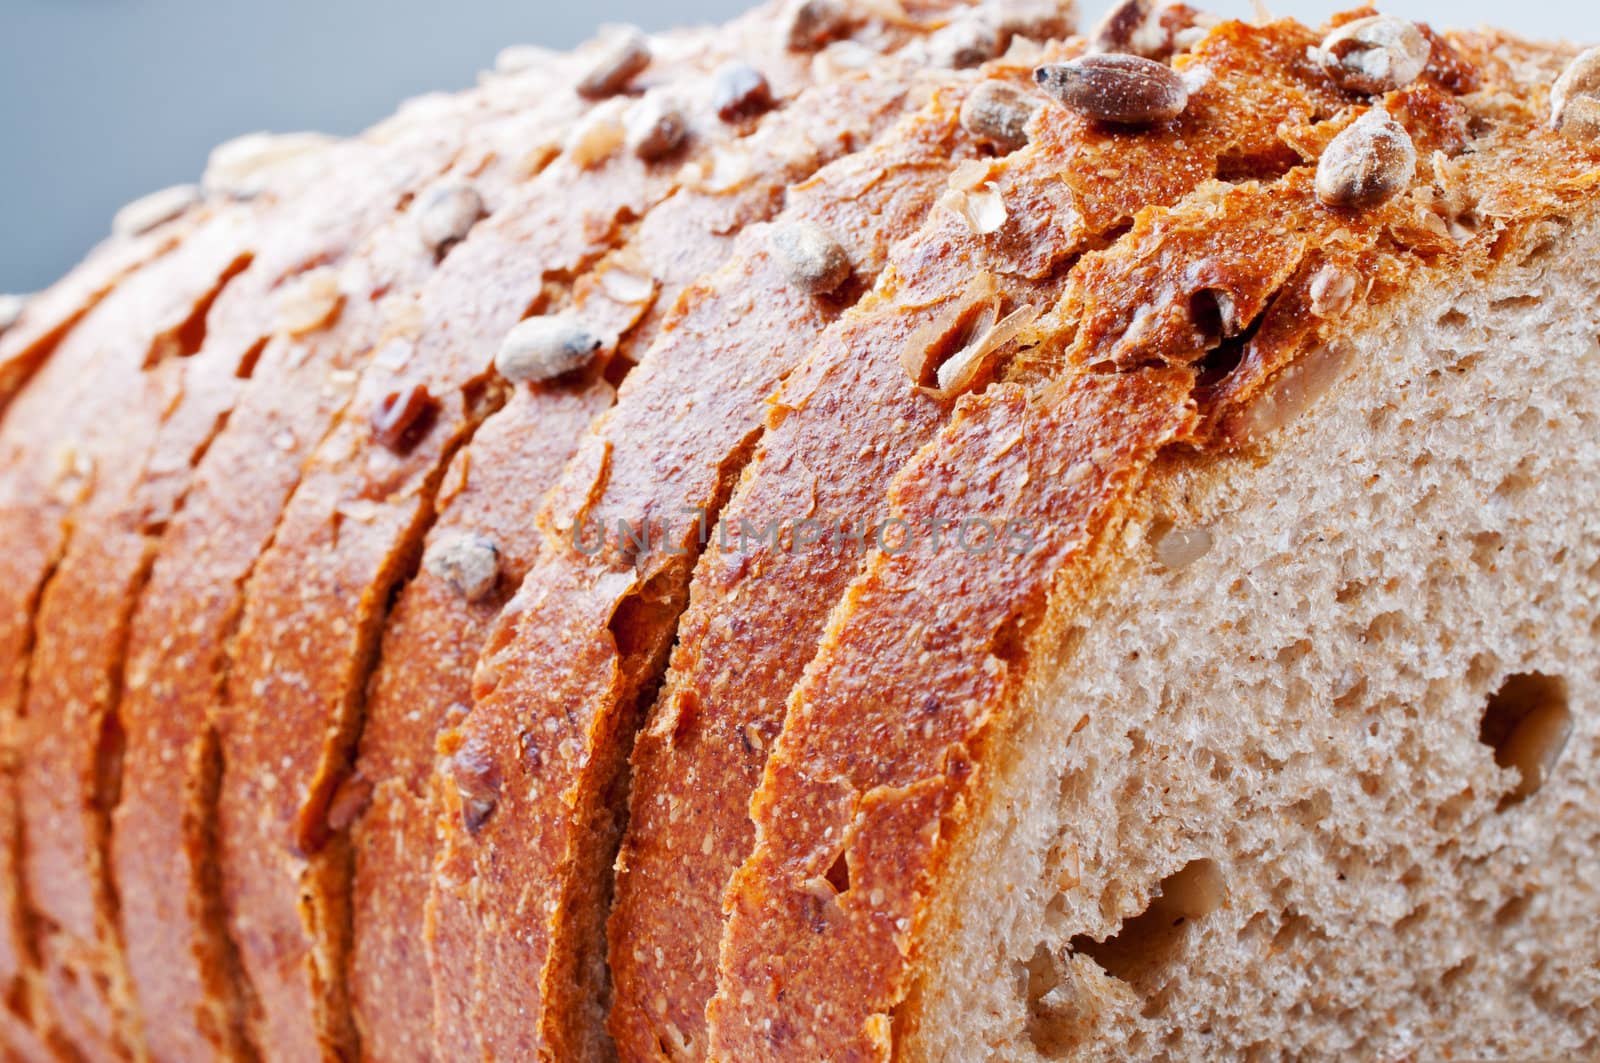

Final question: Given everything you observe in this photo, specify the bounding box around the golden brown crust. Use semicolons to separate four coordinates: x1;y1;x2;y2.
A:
0;205;257;1057
20;118;509;1059
204;9;851;1058
707;16;1600;1059
343;28;815;1057
0;214;205;1032
0;223;191;418
421;33;969;1063
2;4;1595;1060
107;55;609;1063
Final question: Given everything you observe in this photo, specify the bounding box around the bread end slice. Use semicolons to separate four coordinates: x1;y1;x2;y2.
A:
903;204;1600;1061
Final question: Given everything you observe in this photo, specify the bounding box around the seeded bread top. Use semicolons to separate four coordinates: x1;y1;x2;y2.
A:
706;11;1600;1060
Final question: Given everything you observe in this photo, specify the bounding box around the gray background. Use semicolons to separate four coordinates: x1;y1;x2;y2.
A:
1;0;1594;293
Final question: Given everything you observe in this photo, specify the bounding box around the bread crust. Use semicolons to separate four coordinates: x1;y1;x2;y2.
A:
707;18;1600;1058
0;205;257;1057
202;8;857;1057
344;28;889;1062
107;53;614;1063
421;26;974;1063
1;4;1596;1060
0;221;195;418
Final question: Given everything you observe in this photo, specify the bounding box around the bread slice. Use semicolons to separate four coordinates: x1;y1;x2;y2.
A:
347;31;932;1063
1;3;1596;1060
107;47;616;1063
616;16;1360;1058
17;116;512;1059
706;23;1600;1060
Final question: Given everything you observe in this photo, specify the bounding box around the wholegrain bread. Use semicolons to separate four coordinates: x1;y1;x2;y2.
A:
0;204;260;1061
619;17;1363;1058
0;2;1596;1061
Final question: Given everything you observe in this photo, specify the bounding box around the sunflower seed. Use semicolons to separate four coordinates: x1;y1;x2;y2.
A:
626;95;690;161
425;533;502;601
929;15;1002;70
1034;54;1189;125
203;131;334;198
416;182;486;256
960;80;1039;150
1552;47;1600;143
785;0;854;53
495;316;605;383
712;62;774;122
1315;15;1431;96
112;184;202;237
370;384;438;453
577;28;651;99
1316;109;1417;209
987;0;1078;45
771;220;852;295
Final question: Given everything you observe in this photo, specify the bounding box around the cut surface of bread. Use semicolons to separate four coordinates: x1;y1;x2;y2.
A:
905;201;1600;1063
0;2;1596;1061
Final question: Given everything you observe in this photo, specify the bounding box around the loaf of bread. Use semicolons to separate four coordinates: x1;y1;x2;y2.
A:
1;0;1597;1059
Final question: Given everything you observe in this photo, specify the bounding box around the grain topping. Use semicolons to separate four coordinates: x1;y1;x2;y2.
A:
1316;108;1417;209
577;28;652;99
771;220;852;295
275;266;345;336
203;131;334;198
785;0;855;53
370;384;438;453
959;80;1040;151
626;95;691;161
712;62;775;122
1314;15;1430;96
425;533;502;602
1551;48;1600;144
416;182;486;257
1034;54;1189;126
988;0;1079;45
928;15;1002;70
112;184;203;238
495;316;606;384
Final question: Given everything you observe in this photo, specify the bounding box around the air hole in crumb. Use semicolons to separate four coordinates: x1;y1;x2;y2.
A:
1489;294;1540;314
1268;909;1315;956
1436;308;1470;329
1493;893;1532;926
1478;673;1573;806
1470;531;1505;569
1440;956;1476;989
1071;859;1225;984
824;850;851;895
